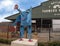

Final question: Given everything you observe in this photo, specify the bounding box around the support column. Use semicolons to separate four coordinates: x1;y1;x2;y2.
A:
41;18;43;32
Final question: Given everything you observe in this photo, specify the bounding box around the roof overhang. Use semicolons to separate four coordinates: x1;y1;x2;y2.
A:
5;0;60;20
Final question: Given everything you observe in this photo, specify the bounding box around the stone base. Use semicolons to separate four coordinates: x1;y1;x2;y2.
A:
11;38;38;46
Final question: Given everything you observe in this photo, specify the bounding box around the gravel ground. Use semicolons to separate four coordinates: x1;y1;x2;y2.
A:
0;43;10;46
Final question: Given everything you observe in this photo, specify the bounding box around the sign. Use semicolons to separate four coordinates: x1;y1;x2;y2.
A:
42;1;60;16
32;20;36;23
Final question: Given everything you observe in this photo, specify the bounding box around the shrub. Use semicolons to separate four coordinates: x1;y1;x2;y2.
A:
48;42;60;46
38;42;45;46
38;42;60;46
0;39;12;44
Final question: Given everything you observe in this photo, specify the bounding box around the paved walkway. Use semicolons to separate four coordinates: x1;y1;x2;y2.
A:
0;43;10;46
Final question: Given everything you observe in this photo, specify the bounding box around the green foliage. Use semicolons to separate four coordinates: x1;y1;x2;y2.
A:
48;42;60;46
38;43;45;46
38;42;60;46
0;39;12;44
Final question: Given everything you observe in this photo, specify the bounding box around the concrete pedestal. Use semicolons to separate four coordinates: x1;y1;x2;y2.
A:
11;38;38;46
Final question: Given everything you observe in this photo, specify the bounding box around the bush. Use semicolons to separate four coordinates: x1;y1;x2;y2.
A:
0;39;12;44
38;42;60;46
38;43;45;46
48;42;60;46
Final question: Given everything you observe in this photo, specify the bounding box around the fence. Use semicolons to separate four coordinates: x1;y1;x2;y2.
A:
37;24;60;42
0;24;60;42
0;24;15;40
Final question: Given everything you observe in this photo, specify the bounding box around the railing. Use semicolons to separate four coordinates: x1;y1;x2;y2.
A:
0;24;60;42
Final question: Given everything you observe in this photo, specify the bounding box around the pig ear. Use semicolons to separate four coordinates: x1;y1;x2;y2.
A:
14;4;18;9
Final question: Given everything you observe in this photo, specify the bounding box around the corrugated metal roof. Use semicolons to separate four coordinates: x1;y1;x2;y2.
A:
5;5;42;20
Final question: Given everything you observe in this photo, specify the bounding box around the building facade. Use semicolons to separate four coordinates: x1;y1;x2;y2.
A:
5;0;60;32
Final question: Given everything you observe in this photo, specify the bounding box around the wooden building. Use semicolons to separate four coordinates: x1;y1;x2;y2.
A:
5;0;60;32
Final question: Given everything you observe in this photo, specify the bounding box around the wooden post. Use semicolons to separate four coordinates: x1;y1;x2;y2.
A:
7;25;9;39
49;24;51;41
